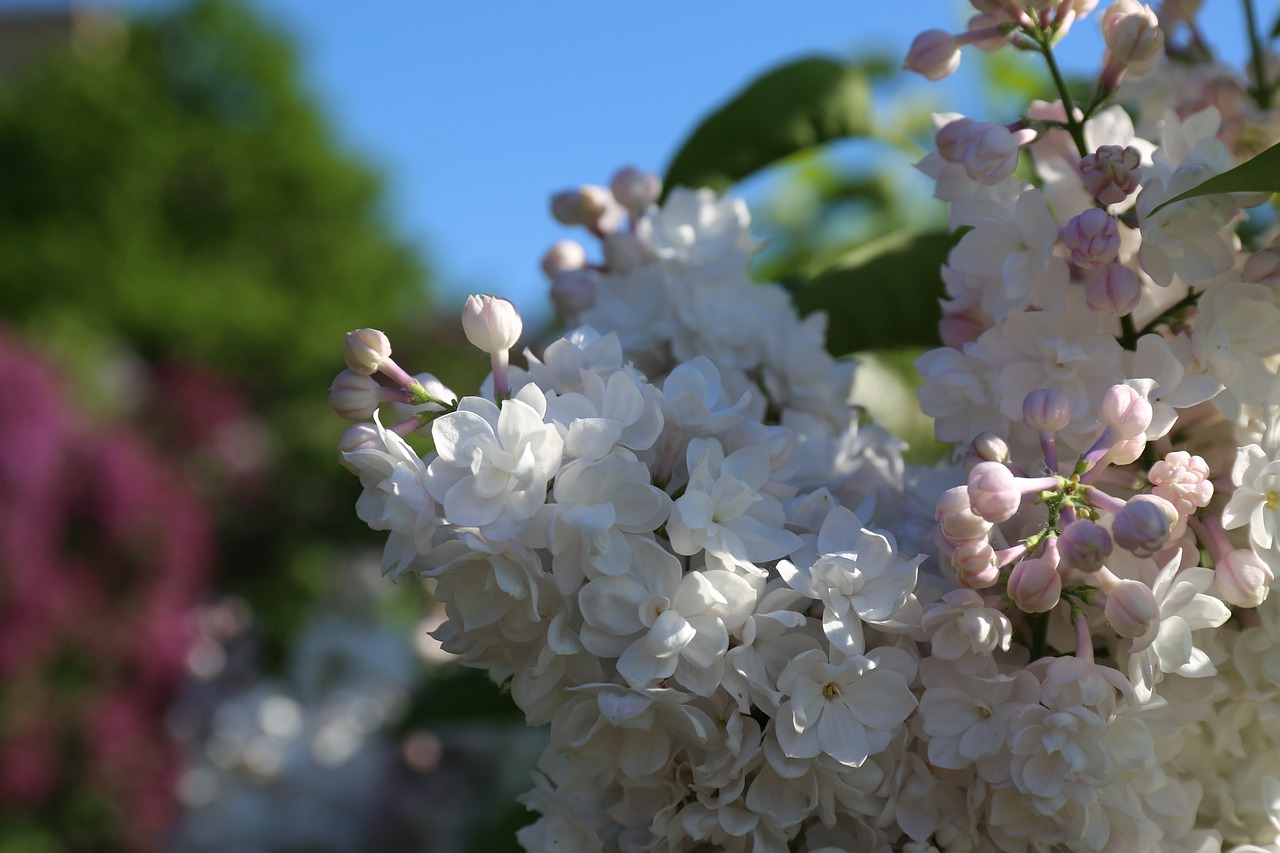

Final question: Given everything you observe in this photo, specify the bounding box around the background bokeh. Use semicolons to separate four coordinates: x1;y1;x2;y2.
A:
0;1;1258;850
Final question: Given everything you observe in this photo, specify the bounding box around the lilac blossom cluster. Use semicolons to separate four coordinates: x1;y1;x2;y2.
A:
332;2;1280;849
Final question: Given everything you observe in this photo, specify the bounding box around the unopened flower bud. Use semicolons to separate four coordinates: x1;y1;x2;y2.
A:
328;370;383;421
1079;145;1143;205
345;328;392;376
1104;579;1159;637
938;485;995;543
968;462;1021;523
965;433;1011;472
952;539;1000;589
1149;451;1213;515
904;29;962;81
337;423;380;468
1243;249;1280;283
936;118;977;163
960;123;1028;185
1102;0;1163;67
1023;387;1072;432
540;240;587;279
1059;519;1112;572
966;13;1008;51
609;166;662;213
1215;548;1274;608
1107;434;1148;465
1099;384;1152;439
1008;557;1063;613
1111;494;1175;557
550;185;613;227
1084;263;1142;316
550;268;598;316
1062;208;1120;268
461;294;522;355
602;232;652;273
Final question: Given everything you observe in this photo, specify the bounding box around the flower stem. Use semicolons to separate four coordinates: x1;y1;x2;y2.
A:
1243;0;1275;109
1038;37;1089;157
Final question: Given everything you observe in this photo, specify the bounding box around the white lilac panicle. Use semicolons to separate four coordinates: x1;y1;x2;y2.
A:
335;11;1280;839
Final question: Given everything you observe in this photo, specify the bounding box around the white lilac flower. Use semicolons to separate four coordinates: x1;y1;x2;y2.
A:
1125;332;1223;439
1193;278;1280;414
913;345;1005;446
1224;444;1280;554
918;661;1041;780
637;186;757;269
920;588;1014;670
516;326;626;395
424;384;564;541
667;438;801;576
576;536;755;695
579;263;676;355
666;264;790;371
338;413;436;579
777;505;922;655
1116;550;1231;702
544;368;664;461
774;646;917;768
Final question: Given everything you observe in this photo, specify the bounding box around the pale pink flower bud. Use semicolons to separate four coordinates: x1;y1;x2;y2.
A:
966;14;1008;51
1008;557;1063;613
1243;249;1280;283
1103;0;1163;66
1079;145;1143;205
1149;451;1213;516
1215;548;1274;608
344;328;392;376
952;539;1000;588
936;118;977;163
550;268;598;316
1104;579;1159;637
1112;494;1175;557
968;462;1021;522
550;185;612;227
964;432;1011;471
461;294;522;355
328;370;383;421
1085;263;1142;315
1062;208;1120;268
938;487;995;543
337;423;380;469
1023;387;1072;432
540;240;587;279
1107;434;1148;465
904;29;962;81
1099;384;1153;439
1059;519;1112;572
609;166;662;213
960;123;1025;185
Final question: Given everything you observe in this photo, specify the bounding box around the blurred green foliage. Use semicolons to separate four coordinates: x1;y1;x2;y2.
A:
0;0;432;661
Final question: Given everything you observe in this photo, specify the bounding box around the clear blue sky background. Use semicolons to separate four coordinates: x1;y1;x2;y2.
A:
11;1;1256;324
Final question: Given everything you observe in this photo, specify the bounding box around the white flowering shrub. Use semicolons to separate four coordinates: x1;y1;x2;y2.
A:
332;3;1280;850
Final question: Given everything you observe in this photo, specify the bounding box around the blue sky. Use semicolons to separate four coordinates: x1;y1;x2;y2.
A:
11;1;1256;325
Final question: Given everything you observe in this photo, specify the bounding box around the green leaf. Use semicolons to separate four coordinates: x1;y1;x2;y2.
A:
1270;10;1280;39
663;56;873;197
794;230;959;354
1149;140;1280;215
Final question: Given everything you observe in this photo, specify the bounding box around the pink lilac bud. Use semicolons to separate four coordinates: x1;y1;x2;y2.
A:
550;185;613;228
1215;548;1274;608
1243;249;1280;283
1101;0;1164;89
904;29;962;81
1023;388;1072;432
1085;263;1142;315
936;118;978;163
609;166;661;213
1099;384;1153;439
1107;434;1148;465
461;294;522;355
964;433;1011;474
967;462;1021;522
966;14;1009;51
1149;451;1213;516
337;423;381;472
328;370;385;421
938;487;995;543
1059;519;1112;572
960;124;1032;185
953;539;1000;588
1079;145;1143;205
540;240;587;279
551;268;598;316
344;328;392;376
1111;494;1176;557
1062;208;1121;268
1104;579;1160;637
1008;557;1063;613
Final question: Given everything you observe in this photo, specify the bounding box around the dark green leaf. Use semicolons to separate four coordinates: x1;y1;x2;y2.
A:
1270;10;1280;39
1149;140;1280;215
795;230;959;354
663;56;873;197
